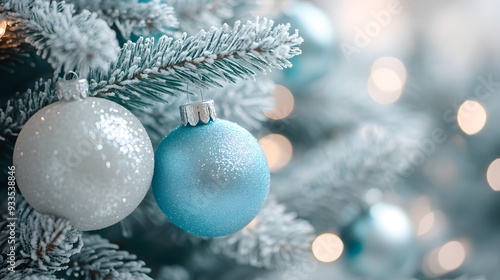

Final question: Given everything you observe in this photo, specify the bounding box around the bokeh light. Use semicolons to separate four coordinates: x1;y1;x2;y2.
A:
311;233;344;263
367;57;407;104
424;240;468;277
370;203;412;239
371;68;403;92
410;197;446;238
438;241;466;271
372;56;407;86
332;0;412;53
250;0;277;16
0;21;6;38
258;134;293;172
417;211;434;236
364;188;382;204
245;217;259;230
264;85;295;120
457;100;487;135
424;248;442;277
486;159;500;191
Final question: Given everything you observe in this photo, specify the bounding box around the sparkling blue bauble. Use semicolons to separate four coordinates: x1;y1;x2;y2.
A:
340;203;414;278
275;1;336;94
152;119;270;237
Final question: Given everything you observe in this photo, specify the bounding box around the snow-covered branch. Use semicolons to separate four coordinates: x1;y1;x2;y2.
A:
1;0;119;76
89;18;301;108
211;198;315;268
67;0;178;39
65;234;151;279
168;0;256;35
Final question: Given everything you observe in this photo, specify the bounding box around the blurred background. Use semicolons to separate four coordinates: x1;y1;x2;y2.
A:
251;0;500;279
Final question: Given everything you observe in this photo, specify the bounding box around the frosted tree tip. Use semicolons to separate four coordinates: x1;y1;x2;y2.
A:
274;45;292;59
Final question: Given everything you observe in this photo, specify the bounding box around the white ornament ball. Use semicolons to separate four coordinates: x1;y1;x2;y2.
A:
13;96;154;231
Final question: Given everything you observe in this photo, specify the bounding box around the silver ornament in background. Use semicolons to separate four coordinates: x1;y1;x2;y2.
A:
13;74;154;231
340;202;415;279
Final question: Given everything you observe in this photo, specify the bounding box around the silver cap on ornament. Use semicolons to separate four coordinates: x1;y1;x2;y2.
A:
56;72;89;101
179;99;217;127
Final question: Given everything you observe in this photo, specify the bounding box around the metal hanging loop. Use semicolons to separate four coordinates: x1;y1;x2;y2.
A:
57;72;88;101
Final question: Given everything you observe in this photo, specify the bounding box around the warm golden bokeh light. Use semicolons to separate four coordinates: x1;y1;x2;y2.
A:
457;100;487;135
486;159;500;191
423;240;468;277
371;56;408;85
264;85;295;120
368;57;407;104
371;68;403;92
367;77;402;104
0;21;7;38
311;233;344;263
438;241;466;271
245;217;259;230
423;247;442;277
258;134;293;172
417;211;435;236
334;0;397;38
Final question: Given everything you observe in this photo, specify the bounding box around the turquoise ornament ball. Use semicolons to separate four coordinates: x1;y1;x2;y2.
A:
274;1;336;94
340;203;414;278
152;119;270;237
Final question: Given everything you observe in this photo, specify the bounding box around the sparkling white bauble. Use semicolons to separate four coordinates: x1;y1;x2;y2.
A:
14;96;154;231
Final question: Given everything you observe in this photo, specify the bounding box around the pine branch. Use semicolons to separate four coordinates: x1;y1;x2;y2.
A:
206;75;274;132
287;74;429;144
65;234;151;280
1;0;119;76
0;194;82;278
0;195;33;255
272;125;421;228
210;198;315;269
168;0;256;35
0;78;55;141
89;17;302;109
66;0;178;39
0;78;56;175
119;191;203;248
137;75;274;146
19;215;82;273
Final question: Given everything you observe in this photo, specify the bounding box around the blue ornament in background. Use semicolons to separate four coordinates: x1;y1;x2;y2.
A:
274;1;336;94
152;100;270;237
340;202;414;279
